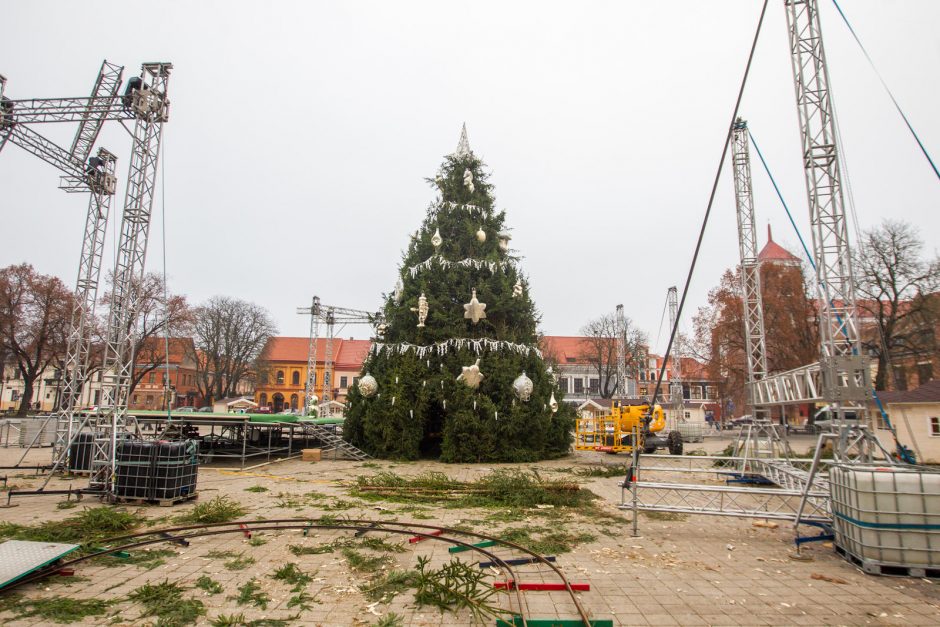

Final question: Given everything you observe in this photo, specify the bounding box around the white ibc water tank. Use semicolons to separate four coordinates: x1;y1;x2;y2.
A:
830;465;940;573
678;422;704;443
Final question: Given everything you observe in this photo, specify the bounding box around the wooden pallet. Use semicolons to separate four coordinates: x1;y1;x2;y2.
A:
836;545;940;578
115;491;198;507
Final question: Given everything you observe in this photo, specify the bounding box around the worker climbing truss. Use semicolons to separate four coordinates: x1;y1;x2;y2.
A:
298;297;383;416
1;60;172;497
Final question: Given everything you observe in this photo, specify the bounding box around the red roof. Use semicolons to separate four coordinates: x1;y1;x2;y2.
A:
758;225;800;264
136;337;194;364
540;336;594;365
335;339;371;370
877;379;940;404
262;336;372;371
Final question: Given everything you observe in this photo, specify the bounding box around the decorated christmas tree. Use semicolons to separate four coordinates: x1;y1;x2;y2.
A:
343;126;574;462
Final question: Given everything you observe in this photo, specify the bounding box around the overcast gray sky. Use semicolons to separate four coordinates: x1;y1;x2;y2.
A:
2;1;938;355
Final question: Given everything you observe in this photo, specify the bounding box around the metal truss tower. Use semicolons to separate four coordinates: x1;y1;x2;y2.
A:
667;286;685;423
615;304;628;399
731;119;770;422
92;62;172;491
781;1;871;426
298;298;382;416
1;61;125;466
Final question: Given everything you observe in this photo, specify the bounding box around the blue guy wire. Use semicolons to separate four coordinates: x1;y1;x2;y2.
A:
747;128;915;463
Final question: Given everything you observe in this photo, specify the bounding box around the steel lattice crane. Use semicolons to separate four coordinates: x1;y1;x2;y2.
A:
2;60;172;496
730;119;771;423
666;286;685;425
614;304;628;399
297;297;382;416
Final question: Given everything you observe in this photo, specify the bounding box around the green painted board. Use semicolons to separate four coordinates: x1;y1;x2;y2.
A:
449;540;497;553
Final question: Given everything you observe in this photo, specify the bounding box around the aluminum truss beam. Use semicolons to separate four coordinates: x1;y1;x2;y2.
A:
69;61;124;164
92;62;172;492
666;287;685;422
731;119;771;421
0;95;133;125
621;480;831;523
614;304;628;398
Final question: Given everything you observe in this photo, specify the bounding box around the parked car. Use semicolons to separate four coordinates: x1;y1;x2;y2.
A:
175;406;195;413
730;415;754;427
197;407;213;413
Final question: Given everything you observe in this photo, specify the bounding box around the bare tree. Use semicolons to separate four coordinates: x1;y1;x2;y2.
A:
99;272;194;398
189;296;277;405
579;312;647;398
854;220;940;390
0;264;73;415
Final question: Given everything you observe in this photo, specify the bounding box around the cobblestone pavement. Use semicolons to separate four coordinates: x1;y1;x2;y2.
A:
1;436;938;626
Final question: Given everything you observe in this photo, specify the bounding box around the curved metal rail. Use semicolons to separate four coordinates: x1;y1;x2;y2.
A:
3;517;593;626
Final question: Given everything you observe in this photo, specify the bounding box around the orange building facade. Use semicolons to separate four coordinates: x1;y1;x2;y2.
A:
254;337;372;413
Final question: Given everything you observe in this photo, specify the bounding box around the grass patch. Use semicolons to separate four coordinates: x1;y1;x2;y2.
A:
176;495;245;524
233;578;270;609
195;575;224;594
0;506;138;546
573;464;630;478
224;553;256;570
129;579;206;627
203;549;238;559
247;535;267;546
362;569;420;602
212;613;298;627
287;589;317;610
342;547;393;572
499;526;596;554
271;562;312;592
244;485;269;493
92;548;176;569
56;500;79;510
288;543;336;556
354;469;590;511
0;594;110;623
642;511;689;522
373;613;405;627
413;556;504;622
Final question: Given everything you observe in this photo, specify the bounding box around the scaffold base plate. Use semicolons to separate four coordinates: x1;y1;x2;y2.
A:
0;540;80;590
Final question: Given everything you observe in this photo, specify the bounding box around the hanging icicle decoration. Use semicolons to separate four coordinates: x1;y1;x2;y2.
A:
495;411;498;421
406;254;514;278
372;338;542;359
391;396;396;405
410;409;414;419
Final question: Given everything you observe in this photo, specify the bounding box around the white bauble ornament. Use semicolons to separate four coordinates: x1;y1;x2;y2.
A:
411;292;429;327
376;322;388;338
358;373;378;398
463;168;475;193
476;227;486;243
457;358;484;389
498;230;512;252
549;391;558;414
513;371;534;402
431;227;443;249
308;394;319;405
463;288;487;324
512;281;523;298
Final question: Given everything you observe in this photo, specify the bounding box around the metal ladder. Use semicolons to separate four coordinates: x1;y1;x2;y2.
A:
303;423;371;460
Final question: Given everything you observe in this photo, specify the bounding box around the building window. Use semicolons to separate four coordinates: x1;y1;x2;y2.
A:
566;357;576;363
894;365;908;391
291;371;300;386
276;371;285;385
918;362;933;386
705;386;716;400
589;378;599;395
290;394;299;410
684;411;691;419
558;378;569;393
259;393;268;407
146;395;154;406
261;373;269;385
930;417;940;437
340;376;348;389
692;386;703;400
133;395;138;403
639;387;647;396
574;379;584;394
148;372;155;384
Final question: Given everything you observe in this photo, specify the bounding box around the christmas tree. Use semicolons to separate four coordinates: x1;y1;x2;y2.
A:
343;126;574;462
